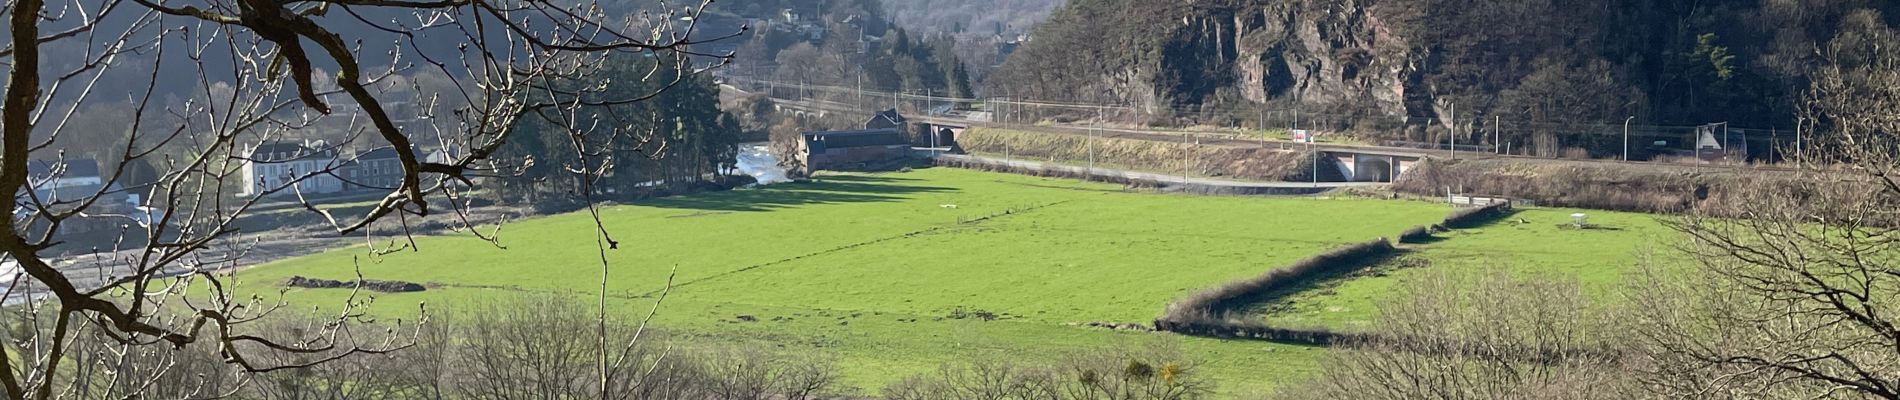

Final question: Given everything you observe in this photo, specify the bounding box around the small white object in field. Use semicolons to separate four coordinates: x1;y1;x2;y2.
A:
1571;213;1589;227
940;204;958;209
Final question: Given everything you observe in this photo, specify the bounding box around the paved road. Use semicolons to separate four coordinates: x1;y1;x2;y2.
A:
913;115;1442;158
933;154;1383;193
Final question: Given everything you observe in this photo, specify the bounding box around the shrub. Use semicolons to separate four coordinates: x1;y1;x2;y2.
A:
1397;225;1433;243
1441;202;1513;229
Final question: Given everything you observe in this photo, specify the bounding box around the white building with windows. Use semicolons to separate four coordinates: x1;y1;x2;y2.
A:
239;141;344;197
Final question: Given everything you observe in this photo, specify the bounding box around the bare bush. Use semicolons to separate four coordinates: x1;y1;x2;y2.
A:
884;341;1210;400
695;345;839;400
46;295;844;399
1630;176;1900;398
1275;270;1635;400
438;295;840;400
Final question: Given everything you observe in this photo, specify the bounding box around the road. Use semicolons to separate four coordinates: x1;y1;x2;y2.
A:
933;153;1383;194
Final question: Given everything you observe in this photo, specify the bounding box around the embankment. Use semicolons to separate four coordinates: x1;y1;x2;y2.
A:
931;155;1338;196
1393;158;1832;214
958;127;1316;181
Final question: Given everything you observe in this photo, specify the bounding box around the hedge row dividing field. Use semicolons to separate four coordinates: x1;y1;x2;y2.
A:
237;168;1448;396
1154;202;1517;344
1259;206;1680;331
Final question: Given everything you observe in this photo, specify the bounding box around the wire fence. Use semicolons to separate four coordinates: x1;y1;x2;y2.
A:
721;75;1804;164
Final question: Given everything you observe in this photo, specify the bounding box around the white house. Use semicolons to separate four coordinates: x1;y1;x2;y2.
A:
240;141;344;197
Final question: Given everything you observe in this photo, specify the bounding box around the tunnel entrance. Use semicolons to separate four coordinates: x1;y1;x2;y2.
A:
1353;157;1394;182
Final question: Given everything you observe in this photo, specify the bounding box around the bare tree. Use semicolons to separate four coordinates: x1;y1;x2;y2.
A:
0;0;738;395
417;295;837;400
1626;9;1900;399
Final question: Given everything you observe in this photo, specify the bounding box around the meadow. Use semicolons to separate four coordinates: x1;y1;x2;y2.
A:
1259;207;1680;330
238;167;1451;395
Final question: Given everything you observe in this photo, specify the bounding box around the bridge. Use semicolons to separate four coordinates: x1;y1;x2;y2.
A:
1322;149;1426;183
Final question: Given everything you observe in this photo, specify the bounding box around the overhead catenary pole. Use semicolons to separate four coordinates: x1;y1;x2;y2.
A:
1089;108;1098;176
1623;116;1635;161
1311;137;1318;187
1183;131;1192;183
1723;122;1731;166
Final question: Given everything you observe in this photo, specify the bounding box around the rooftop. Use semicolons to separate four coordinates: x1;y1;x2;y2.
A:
27;159;101;178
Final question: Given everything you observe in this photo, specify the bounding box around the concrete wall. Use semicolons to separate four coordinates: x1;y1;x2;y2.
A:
1329;153;1404;182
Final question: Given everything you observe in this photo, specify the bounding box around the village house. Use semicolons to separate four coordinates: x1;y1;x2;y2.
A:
866;109;906;130
798;129;911;173
339;146;405;190
17;158;165;232
240;141;345;197
796;111;914;173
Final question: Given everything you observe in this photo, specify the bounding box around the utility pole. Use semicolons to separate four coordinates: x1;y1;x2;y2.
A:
1494;115;1501;155
1089;108;1098;175
1722;122;1732;166
1797;117;1806;165
1259;109;1266;146
1450;103;1457;160
1623;116;1634;161
1310;137;1318;187
1294;103;1301;136
1183;132;1192;183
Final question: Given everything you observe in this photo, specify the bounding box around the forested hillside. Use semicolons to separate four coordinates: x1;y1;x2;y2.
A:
882;0;1064;80
883;0;1062;36
721;0;973;100
993;0;1900;153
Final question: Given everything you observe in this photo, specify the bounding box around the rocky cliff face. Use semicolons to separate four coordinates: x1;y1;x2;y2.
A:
997;0;1900;138
998;0;1431;118
1165;1;1421;116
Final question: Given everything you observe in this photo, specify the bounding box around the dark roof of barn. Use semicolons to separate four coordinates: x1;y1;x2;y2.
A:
803;128;907;148
26;159;101;179
356;146;404;161
249;142;336;162
872;109;905;124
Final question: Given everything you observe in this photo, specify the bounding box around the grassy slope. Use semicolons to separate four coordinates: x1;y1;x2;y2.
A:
239;168;1447;396
1260;208;1679;330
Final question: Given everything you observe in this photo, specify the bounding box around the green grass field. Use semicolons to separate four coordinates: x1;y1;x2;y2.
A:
238;168;1451;396
1259;207;1681;331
